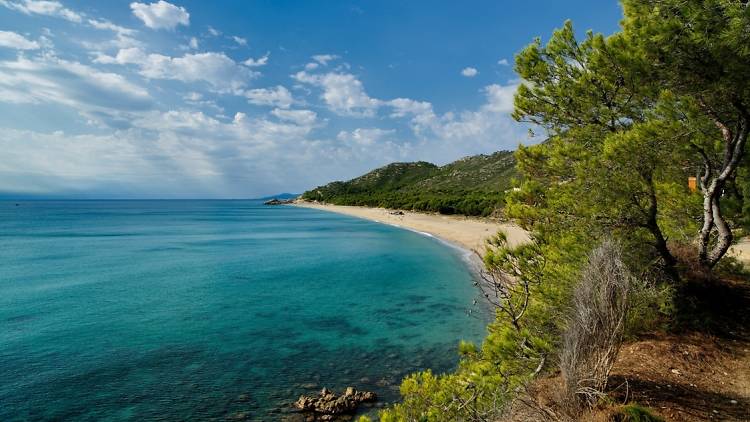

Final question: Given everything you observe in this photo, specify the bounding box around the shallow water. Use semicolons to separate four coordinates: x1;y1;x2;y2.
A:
0;200;487;420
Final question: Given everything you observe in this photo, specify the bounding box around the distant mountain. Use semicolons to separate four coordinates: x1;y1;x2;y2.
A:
301;151;517;216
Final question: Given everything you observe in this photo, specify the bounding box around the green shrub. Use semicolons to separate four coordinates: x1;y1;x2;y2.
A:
625;278;675;337
613;404;664;422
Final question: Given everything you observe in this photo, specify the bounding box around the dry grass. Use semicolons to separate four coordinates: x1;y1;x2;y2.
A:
560;240;632;412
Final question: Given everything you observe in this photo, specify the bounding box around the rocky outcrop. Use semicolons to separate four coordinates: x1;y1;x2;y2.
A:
264;198;295;205
294;387;376;420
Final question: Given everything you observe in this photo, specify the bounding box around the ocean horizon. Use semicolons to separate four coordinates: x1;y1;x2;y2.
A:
0;200;488;420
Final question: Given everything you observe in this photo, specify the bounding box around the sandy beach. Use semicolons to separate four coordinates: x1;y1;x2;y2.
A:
295;201;750;270
293;201;529;254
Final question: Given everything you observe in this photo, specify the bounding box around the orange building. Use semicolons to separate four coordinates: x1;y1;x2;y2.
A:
688;176;698;192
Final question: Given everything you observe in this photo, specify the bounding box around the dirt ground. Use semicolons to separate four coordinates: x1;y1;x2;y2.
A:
509;276;750;422
603;276;750;421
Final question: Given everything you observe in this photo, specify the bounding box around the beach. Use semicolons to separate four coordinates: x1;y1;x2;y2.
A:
295;201;750;270
293;201;530;254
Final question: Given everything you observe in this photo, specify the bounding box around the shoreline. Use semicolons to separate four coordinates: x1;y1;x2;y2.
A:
292;201;750;269
291;201;530;274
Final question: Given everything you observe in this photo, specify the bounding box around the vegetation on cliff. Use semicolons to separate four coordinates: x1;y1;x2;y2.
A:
301;151;517;216
363;1;750;420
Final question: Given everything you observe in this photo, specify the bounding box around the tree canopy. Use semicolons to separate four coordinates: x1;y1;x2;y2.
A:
373;1;750;421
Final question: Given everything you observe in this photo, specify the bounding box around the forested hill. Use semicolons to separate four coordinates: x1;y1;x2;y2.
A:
301;151;517;216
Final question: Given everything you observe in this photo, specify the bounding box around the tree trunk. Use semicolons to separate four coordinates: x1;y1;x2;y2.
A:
697;106;749;269
644;172;678;279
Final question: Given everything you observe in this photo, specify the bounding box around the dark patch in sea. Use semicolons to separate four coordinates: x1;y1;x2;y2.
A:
5;314;36;324
305;317;368;336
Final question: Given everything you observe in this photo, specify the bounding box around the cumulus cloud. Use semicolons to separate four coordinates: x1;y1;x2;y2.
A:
497;58;509;66
293;70;380;117
231;36;247;46
337;128;394;146
0;104;338;196
381;81;524;159
461;67;478;77
0;0;82;22
271;108;316;126
312;54;337;65
0;56;151;121
95;48;256;91
243;53;269;67
84;18;141;49
482;83;516;113
0;30;40;50
130;0;189;30
388;98;437;134
88;18;136;36
304;54;338;71
243;86;293;108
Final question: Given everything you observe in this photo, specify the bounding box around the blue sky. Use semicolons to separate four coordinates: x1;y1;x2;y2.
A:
0;0;622;198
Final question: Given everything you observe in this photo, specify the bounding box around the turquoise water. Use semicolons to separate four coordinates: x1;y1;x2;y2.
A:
0;200;487;421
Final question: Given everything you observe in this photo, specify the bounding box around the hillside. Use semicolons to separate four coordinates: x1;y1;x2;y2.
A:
301;151;517;216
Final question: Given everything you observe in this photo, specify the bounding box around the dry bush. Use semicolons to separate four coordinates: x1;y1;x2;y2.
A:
560;239;632;412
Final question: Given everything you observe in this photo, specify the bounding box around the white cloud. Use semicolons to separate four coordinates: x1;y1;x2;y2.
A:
0;56;151;126
183;92;202;101
0;103;337;196
383;82;524;159
461;67;478;77
188;36;198;49
83;19;140;50
243;53;269;67
95;48;256;91
0;30;40;50
497;58;509;66
0;0;82;22
88;18;136;36
482;83;516;113
312;54;338;66
182;91;223;112
271;108;316;126
232;35;247;46
337;128;394;146
304;62;319;71
293;71;380;117
207;26;220;37
242;86;293;108
130;0;189;30
388;98;437;134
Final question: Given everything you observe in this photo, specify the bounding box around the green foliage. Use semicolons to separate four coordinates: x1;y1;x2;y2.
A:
621;0;750;267
301;151;517;216
613;404;665;422
624;277;675;338
510;19;706;277
376;1;750;420
378;233;587;421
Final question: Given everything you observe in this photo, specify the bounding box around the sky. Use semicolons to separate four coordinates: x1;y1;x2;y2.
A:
0;0;623;198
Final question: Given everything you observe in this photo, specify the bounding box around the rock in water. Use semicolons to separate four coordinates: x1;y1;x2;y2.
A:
264;198;295;205
294;387;377;420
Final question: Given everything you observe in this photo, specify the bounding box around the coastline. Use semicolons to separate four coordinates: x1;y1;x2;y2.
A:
293;201;750;269
291;201;530;268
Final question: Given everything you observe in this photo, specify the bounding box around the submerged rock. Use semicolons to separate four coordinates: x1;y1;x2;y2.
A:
294;387;377;420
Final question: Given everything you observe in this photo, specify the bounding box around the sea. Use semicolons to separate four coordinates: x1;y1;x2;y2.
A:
0;200;488;421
